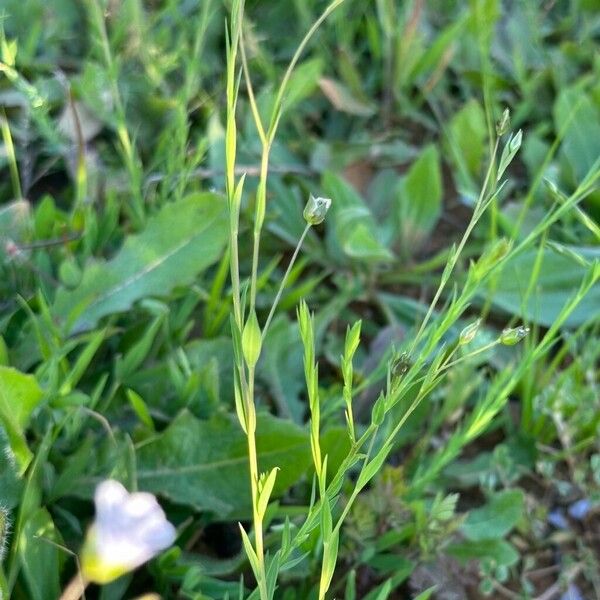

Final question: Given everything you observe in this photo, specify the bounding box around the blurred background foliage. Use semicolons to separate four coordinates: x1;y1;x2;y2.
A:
0;0;599;598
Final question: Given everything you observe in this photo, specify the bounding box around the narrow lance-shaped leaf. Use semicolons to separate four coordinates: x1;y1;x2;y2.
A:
257;468;279;519
497;129;522;181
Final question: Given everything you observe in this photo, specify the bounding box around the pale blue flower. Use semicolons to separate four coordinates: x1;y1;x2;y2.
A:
82;480;176;583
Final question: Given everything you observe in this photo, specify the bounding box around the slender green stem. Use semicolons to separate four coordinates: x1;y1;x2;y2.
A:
240;30;266;145
229;202;243;328
249;148;271;315
440;340;500;372
244;368;269;600
247;0;347;318
410;137;500;353
262;224;311;340
267;0;346;140
228;4;349;597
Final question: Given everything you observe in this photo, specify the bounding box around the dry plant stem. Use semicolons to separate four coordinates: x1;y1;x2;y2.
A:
534;564;583;600
58;574;88;600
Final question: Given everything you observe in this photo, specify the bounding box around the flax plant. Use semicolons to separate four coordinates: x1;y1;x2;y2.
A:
224;4;600;599
224;2;344;598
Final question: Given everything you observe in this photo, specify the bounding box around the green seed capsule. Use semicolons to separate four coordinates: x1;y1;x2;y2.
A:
499;326;530;346
303;194;332;225
496;108;510;136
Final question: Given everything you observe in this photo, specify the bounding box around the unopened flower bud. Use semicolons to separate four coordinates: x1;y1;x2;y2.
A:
499;326;530;346
473;238;512;278
392;352;411;377
371;392;386;426
459;319;481;345
496;108;510;136
303;194;331;225
509;129;523;153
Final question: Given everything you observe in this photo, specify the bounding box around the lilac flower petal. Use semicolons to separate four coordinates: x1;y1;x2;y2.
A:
548;509;568;530
91;479;176;572
560;583;584;600
568;499;591;521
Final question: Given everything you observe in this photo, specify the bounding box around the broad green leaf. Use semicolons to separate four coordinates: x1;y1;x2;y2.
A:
0;367;43;473
447;538;519;567
396;144;442;249
53;193;228;333
137;411;311;516
320;427;352;481
323;172;393;263
462;489;524;541
7;427;52;590
554;87;600;184
446;99;487;202
486;246;600;327
341;217;395;262
0;367;42;428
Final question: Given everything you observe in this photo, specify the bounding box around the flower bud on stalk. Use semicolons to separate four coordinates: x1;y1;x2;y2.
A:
496;108;510;136
303;195;332;225
459;318;482;345
499;326;530;346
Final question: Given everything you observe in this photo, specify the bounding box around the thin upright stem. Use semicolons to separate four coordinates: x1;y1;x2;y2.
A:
240;31;266;145
229;204;243;328
268;0;346;140
410;137;500;353
249;148;271;315
245;368;269;600
262;224;311;340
